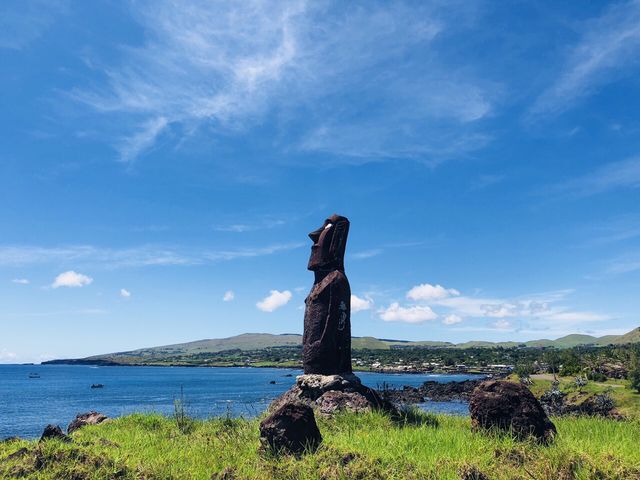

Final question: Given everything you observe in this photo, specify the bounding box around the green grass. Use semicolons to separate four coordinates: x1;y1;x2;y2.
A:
2;412;639;479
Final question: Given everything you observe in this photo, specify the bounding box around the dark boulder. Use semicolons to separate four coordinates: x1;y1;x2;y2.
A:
259;402;322;455
67;411;109;434
4;447;29;461
469;380;556;443
422;379;482;402
39;424;71;443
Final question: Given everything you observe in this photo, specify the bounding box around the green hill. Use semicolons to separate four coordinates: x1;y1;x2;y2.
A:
351;337;392;349
610;327;640;345
544;334;600;348
45;327;639;365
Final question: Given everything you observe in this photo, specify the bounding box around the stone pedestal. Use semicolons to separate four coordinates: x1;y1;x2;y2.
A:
269;373;396;416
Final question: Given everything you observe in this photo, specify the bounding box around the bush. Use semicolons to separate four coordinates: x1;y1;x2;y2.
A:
586;371;607;383
629;358;640;394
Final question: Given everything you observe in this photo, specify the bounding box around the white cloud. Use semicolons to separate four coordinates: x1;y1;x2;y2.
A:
443;314;462;325
351;294;373;313
398;286;610;330
52;271;93;288
257;290;292;312
531;0;640;117
223;290;235;302
491;319;513;330
11;278;29;285
120;288;131;298
406;283;460;301
72;1;495;163
379;302;438;323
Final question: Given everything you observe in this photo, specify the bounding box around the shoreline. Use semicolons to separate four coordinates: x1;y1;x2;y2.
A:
38;360;492;376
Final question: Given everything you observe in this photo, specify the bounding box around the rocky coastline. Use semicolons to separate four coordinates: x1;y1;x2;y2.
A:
381;378;487;404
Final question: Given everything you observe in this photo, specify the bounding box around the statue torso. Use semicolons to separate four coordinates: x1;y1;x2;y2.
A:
302;270;351;374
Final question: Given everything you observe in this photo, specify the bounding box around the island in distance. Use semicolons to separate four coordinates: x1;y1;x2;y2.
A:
44;327;640;370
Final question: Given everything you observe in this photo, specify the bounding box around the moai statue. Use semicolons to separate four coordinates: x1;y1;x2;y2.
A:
302;214;352;375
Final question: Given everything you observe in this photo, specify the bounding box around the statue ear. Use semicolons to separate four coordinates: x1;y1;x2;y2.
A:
329;220;349;261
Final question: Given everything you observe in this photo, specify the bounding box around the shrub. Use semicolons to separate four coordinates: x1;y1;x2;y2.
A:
629;356;640;394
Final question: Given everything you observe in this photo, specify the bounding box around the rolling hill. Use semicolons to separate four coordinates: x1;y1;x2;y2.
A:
44;327;639;365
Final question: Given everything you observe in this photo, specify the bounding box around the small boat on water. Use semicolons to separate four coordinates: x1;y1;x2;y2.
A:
28;373;40;379
90;383;104;389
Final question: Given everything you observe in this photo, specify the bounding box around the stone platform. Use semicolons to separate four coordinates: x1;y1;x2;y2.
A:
269;373;397;416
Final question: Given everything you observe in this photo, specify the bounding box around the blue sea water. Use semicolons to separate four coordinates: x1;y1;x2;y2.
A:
0;365;481;438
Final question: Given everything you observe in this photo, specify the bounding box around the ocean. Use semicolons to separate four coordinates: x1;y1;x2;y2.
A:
0;364;482;438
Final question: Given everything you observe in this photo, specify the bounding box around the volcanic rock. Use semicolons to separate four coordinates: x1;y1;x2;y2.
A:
259;402;322;455
39;424;71;443
269;373;396;416
469;380;556;443
67;411;109;434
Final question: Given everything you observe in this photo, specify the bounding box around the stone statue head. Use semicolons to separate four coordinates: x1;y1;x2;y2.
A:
307;214;350;272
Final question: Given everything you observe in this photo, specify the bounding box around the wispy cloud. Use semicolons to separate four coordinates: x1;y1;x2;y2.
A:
119;117;169;162
213;219;286;233
350;241;426;261
0;242;304;268
351;249;383;260
72;0;495;163
11;278;30;285
0;0;68;50
530;0;640;117
584;214;640;245
605;252;640;274
546;157;640;198
3;309;107;318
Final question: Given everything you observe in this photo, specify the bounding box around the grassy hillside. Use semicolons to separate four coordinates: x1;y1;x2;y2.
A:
610;327;640;345
350;337;391;350
1;412;638;479
45;327;639;365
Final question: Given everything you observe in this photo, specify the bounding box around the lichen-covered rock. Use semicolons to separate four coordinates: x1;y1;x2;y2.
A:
269;373;396;416
259;402;322;455
316;390;372;415
469;380;556;443
67;411;109;434
40;424;70;443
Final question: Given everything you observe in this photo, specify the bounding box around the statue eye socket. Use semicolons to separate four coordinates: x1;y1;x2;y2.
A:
324;223;333;230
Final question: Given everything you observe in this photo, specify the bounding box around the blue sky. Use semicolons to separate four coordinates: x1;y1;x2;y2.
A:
1;0;640;363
